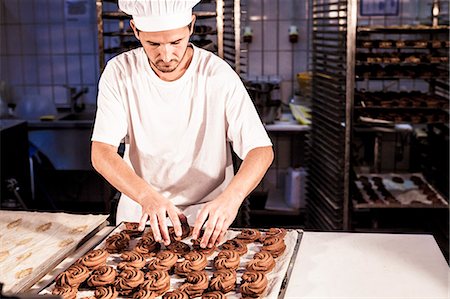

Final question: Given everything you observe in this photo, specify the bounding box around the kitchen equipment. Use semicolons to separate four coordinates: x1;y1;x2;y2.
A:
245;78;281;124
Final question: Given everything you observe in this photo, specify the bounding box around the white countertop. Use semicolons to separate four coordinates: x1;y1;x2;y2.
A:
284;232;449;299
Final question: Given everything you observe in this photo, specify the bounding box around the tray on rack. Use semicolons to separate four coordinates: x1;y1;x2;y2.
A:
353;172;448;209
40;224;303;299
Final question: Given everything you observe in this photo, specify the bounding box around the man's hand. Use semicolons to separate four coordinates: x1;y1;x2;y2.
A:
191;196;241;248
138;192;186;246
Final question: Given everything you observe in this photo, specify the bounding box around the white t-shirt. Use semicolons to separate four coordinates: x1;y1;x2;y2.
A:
92;45;272;224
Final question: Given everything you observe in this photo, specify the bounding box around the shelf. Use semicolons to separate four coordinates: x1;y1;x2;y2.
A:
357;25;449;33
352;200;449;209
265;122;310;132
193;11;217;19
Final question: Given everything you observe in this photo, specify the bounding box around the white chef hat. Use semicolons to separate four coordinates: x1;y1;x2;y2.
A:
119;0;200;32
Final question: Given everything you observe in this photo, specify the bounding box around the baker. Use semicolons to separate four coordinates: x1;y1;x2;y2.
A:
91;0;273;249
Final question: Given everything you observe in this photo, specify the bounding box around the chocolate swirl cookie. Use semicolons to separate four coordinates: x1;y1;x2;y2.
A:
118;251;146;269
175;251;207;276
141;270;170;296
121;222;143;239
220;239;247;256
81;249;109;269
135;236;161;257
246;251;275;274
209;269;236;293
162;290;189;299
168;222;192;242
202;291;227;299
191;238;216;256
132;289;156;299
240;271;268;299
167;241;191;257
147;250;178;272
261;236;286;258
263;228;287;240
55;263;90;287
179;270;209;297
114;268;145;296
94;285;119;299
214;250;240;270
236;229;261;244
52;285;77;299
87;265;117;287
105;232;130;254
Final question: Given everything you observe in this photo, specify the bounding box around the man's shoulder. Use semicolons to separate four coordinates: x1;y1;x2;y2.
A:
106;47;145;69
194;46;236;77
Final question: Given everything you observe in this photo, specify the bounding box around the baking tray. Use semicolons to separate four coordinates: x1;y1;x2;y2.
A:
40;224;303;299
353;172;448;209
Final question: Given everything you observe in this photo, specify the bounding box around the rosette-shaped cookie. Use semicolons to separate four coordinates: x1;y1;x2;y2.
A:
162;290;189;299
121;222;143;239
179;270;209;298
114;268;144;296
147;250;178;272
94;285;119;299
213;250;240;270
263;228;286;240
168;222;192;242
209;269;236;293
246;251;275;274
175;251;207;276
239;271;268;299
141;270;170;296
191;238;216;256
105;232;130;253
55;263;90;287
261;236;286;258
132;289;156;299
118;251;146;269
135;236;161;257
167;241;191;257
236;229;261;244
87;265;117;287
81;249;109;270
52;285;77;299
220;239;247;256
202;291;227;299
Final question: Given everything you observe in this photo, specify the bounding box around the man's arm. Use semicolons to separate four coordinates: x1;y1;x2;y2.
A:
192;145;274;248
91;141;185;244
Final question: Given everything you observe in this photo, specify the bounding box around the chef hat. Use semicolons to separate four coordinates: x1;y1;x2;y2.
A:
119;0;200;32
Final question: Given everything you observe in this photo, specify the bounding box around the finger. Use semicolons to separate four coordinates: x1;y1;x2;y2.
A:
138;213;148;231
201;215;218;248
192;209;209;240
157;211;170;245
208;217;225;248
216;229;227;245
149;214;162;243
167;208;182;238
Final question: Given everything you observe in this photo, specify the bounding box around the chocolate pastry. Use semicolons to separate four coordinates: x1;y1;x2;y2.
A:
214;250;240;270
191;238;216;256
52;285;77;299
175;251;208;276
240;271;268;299
392;176;404;184
114;268;145;296
147;250;178;272
167;241;191;257
94;285;119;299
202;291;227;299
132;289;156;299
142;270;170;296
263;228;287;240
179;270;209;297
118;251;146;269
246;251;276;274
135;236;161;257
220;239;247;256
168;222;192;242
163;290;189;299
55;264;90;287
209;269;236;293
236;229;262;244
81;249;109;270
105;232;130;254
87;265;117;287
261;236;286;258
121;222;143;239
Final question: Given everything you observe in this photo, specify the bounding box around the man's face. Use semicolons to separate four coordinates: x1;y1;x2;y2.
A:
131;21;193;74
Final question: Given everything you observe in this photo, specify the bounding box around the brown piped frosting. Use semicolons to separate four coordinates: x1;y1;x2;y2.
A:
261;236;286;258
213;250;240;270
94;285;119;299
246;251;275;274
114;268;145;296
81;249;109;270
175;251;207;276
167;241;191;257
105;232;130;254
132;289;156;299
118;251;146;269
121;222;143;239
87;265;117;287
202;291;228;299
135;236;161;257
52;285;78;299
162;290;189;299
220;239;247;256
147;250;178;272
191;238;216;256
179;270;209;297
262;228;287;241
235;229;261;244
55;263;90;287
141;270;171;296
239;271;268;299
209;269;236;293
168;222;192;242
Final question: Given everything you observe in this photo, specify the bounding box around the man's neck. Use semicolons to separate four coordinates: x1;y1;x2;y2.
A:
152;45;194;82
